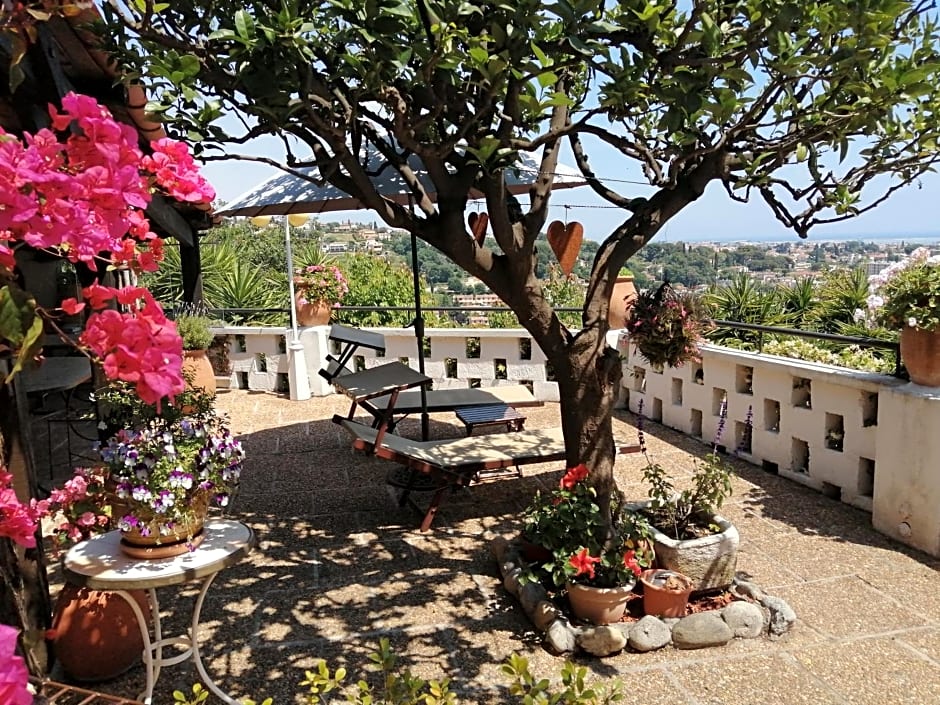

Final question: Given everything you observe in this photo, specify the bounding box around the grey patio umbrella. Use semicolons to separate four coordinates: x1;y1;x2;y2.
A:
216;150;586;436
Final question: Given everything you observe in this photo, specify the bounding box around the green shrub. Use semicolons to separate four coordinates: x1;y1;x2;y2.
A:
173;639;626;704
176;314;214;350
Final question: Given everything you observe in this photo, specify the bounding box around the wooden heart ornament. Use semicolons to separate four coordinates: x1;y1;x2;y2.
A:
468;212;489;245
546;220;584;275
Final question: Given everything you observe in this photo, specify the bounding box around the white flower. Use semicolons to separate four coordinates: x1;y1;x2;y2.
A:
911;247;931;261
908;317;918;328
866;294;884;310
853;308;866;323
928;255;940;266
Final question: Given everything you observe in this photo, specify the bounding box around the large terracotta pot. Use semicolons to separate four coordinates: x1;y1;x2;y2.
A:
566;581;635;625
640;569;693;618
294;295;333;326
608;276;637;330
182;349;216;396
51;583;150;682
901;326;940;386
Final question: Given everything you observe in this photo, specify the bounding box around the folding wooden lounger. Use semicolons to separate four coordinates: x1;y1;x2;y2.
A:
334;416;640;531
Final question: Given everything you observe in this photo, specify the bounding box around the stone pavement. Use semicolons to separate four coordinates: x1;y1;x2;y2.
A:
44;390;940;704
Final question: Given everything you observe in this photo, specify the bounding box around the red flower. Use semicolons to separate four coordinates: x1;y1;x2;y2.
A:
560;463;589;489
59;298;85;315
622;549;642;577
569;548;601;579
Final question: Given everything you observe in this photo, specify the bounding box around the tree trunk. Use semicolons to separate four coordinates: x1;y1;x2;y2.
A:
551;326;624;503
0;360;53;676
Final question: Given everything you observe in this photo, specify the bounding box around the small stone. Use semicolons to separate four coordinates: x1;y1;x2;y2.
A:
531;600;561;632
490;536;510;562
628;616;672;652
760;595;797;637
731;578;766;602
578;626;627;657
671;612;733;649
502;566;522;596
722;601;764;638
519;581;547;614
544;618;578;654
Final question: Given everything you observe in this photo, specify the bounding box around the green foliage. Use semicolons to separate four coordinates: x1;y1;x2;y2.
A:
335;254;438;328
175;314;214;350
868;248;940;331
521;465;653;589
300;637;455;705
181;641;630;705
762;338;894;374
92;380;216;439
704;274;788;346
639;402;734;540
0;281;43;380
501;654;626;704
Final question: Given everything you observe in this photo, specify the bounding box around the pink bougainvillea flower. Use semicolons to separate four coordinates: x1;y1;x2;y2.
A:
0;472;36;549
59;298;85;315
0;624;32;705
569;548;601;579
560;463;589;489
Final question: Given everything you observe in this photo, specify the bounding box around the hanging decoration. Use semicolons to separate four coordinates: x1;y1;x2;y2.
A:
546;220;584;276
467;211;489;245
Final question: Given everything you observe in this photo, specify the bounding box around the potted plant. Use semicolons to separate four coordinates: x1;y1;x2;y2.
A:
98;408;245;559
626;281;712;368
608;267;637;330
521;464;654;625
634;400;739;593
639;568;694;618
863;247;940;385
31;468;151;683
293;263;349;326
92;380;215;443
175;311;217;395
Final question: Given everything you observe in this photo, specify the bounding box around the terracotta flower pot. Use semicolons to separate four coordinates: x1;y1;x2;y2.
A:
608;275;637;330
901;326;940;386
51;583;151;683
182;349;216;396
294;294;333;326
640;569;693;618
566;581;636;625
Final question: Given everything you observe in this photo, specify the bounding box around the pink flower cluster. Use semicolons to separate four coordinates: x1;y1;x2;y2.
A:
0;92;212;406
78;285;184;405
0;624;31;705
0;93;164;272
143;138;216;203
29;467;111;546
0;471;36;549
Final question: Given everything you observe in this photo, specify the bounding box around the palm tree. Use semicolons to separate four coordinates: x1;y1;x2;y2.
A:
703;274;788;347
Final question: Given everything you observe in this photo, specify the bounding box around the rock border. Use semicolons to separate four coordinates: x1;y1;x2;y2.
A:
491;536;796;657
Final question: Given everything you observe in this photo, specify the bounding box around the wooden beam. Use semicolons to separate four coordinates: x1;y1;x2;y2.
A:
146;194;195;247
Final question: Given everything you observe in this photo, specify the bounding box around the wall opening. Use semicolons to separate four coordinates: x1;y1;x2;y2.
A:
690;408;703;438
858;457;875;497
712;387;727;416
518;338;531;360
791;377;812;409
825;412;844;452
861;392;878;427
651;397;663;422
764;399;780;433
791;437;810;474
691;361;704;385
494;358;508;380
633;367;646;393
444;357;458;378
671;378;683;406
466;337;481;358
736;365;754;395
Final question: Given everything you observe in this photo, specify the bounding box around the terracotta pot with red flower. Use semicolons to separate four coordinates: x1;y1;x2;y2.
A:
520;464;655;625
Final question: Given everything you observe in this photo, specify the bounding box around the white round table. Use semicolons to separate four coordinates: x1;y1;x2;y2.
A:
62;519;254;705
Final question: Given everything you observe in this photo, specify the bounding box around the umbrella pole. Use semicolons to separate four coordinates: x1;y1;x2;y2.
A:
285;216;311;400
410;230;430;440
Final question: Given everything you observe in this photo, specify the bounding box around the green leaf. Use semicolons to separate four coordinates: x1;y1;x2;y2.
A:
0;284;43;381
234;10;255;40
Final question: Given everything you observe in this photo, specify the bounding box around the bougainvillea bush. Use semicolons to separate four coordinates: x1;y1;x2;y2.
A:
0;92;214;403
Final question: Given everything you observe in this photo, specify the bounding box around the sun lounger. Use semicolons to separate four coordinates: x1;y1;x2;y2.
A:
334;416;640;530
321;324;543;433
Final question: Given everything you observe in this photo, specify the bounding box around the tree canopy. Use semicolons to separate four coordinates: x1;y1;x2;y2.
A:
99;0;940;489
